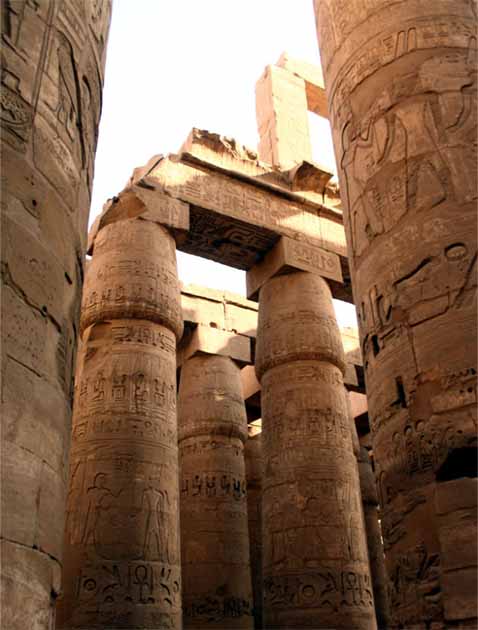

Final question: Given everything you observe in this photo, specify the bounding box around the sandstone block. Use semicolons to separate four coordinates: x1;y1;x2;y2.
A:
247;236;343;300
88;187;189;254
178;326;251;367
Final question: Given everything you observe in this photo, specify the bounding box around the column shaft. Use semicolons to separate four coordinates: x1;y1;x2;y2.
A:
314;1;477;626
58;219;183;628
179;354;254;628
1;3;111;629
245;432;263;629
358;448;391;629
256;272;376;629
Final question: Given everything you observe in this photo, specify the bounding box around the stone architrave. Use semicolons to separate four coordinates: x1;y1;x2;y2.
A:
0;3;111;629
255;271;376;628
178;355;254;628
246;235;343;300
245;431;263;630
57;218;184;628
314;1;477;626
177;325;251;367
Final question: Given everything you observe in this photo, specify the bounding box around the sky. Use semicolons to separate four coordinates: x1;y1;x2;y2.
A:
90;0;356;327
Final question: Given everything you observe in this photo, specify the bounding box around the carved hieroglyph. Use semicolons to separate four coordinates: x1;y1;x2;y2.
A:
58;219;183;628
314;0;477;626
245;431;263;630
178;355;254;628
1;2;111;629
255;272;376;628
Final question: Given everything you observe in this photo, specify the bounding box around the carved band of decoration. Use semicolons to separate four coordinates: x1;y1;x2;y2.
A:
255;271;377;629
178;355;254;628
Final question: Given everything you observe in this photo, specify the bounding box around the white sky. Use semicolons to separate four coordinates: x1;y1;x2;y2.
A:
90;0;356;327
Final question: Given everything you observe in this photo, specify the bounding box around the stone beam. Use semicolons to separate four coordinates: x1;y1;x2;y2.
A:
128;130;353;303
177;325;252;367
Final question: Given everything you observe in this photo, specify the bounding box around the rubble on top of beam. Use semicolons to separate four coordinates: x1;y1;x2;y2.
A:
178;127;340;207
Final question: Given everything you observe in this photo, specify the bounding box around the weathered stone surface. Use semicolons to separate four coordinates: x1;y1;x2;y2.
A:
435;478;477;624
1;539;62;630
178;355;254;628
276;52;328;118
256;64;312;167
141;145;351;297
177;325;251;367
181;288;226;330
246;235;343;300
59;215;183;627
58;319;182;629
245;432;263;630
82;219;183;338
314;0;477;625
256;272;376;628
1;2;111;628
358;448;391;629
87;187;189;254
255;272;346;378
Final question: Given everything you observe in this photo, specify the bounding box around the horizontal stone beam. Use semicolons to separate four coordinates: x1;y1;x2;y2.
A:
177;325;252;367
246;236;343;300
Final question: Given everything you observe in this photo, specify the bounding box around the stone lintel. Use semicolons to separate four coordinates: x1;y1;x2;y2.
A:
87;185;189;254
177;326;251;367
246;236;343;300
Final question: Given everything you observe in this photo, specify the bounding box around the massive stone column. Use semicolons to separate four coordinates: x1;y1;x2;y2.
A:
1;3;111;629
314;1;477;626
178;353;254;628
245;430;263;630
57;215;184;628
348;396;390;628
358;447;391;629
256;271;376;629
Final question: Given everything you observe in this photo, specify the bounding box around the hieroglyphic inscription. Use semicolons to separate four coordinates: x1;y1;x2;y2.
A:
314;2;477;626
148;157;347;258
257;273;376;628
178;355;253;628
263;570;374;611
181;474;246;500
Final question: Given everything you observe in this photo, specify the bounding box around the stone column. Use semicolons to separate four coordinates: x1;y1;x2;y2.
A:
1;3;111;629
358;447;391;629
314;1;477;626
57;215;184;628
178;352;254;628
245;430;263;629
256;271;376;628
